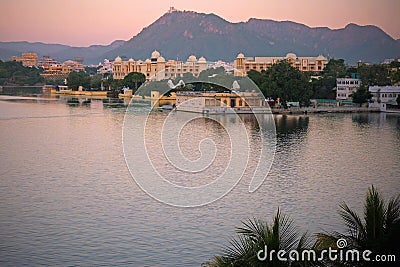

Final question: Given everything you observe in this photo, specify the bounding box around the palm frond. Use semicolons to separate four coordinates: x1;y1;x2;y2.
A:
385;194;400;229
339;202;366;240
364;185;385;242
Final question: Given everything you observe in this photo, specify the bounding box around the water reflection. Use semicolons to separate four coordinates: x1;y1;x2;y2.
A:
0;97;399;266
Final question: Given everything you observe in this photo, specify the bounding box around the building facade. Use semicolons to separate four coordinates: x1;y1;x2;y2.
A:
369;86;400;107
336;78;361;101
234;53;328;76
40;60;84;79
112;51;208;81
175;91;268;114
11;52;38;67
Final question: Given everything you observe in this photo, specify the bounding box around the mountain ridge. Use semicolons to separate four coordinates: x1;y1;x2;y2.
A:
1;10;399;65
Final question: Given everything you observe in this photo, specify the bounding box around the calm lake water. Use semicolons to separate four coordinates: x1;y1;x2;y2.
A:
0;95;399;266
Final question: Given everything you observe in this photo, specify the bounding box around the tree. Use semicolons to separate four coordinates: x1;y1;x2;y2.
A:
0;60;44;86
351;87;372;106
316;185;400;266
209;209;313;267
89;74;102;90
357;64;391;87
122;72;146;92
311;59;346;99
66;71;90;90
323;59;347;79
247;61;312;107
265;61;312;106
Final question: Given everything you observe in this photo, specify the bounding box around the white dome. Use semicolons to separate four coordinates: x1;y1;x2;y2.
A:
286;53;297;59
157;56;166;63
198;56;206;63
316;55;326;61
128;58;134;62
237;53;245;59
187;55;197;62
151;50;161;59
114;56;122;62
145;59;151;63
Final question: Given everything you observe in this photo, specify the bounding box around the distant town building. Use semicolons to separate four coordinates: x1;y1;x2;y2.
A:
369;86;400;110
74;56;84;64
209;60;234;72
11;52;38;67
234;53;328;76
40;64;72;79
168;6;179;13
62;60;85;72
97;59;113;74
336;78;361;101
112;50;208;81
40;60;84;79
38;56;58;67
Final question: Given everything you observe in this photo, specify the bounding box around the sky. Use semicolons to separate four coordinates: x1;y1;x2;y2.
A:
0;0;399;47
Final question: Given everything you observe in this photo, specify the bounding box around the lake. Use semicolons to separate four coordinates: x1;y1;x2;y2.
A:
0;95;399;266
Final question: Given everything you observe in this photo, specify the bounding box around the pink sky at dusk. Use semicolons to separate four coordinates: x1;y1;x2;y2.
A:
0;0;399;47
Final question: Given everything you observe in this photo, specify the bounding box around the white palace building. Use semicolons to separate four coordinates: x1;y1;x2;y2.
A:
234;53;328;76
112;51;207;81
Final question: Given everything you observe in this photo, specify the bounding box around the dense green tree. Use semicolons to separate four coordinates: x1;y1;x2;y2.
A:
316;185;400;267
260;60;312;106
358;64;391;87
122;72;146;92
0;60;44;86
210;209;313;267
351;87;372;106
323;59;347;79
66;71;91;90
89;74;102;90
247;62;312;106
310;59;347;99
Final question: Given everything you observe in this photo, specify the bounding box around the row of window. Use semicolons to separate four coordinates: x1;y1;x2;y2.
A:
337;80;360;85
245;65;322;71
380;93;398;98
337;93;350;97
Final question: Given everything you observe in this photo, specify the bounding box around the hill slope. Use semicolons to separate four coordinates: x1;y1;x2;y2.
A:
1;11;399;65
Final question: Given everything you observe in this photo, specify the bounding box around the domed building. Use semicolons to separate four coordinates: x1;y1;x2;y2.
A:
234;52;328;77
112;51;208;81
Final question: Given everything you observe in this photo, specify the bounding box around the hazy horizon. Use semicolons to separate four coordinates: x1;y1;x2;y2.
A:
1;0;399;47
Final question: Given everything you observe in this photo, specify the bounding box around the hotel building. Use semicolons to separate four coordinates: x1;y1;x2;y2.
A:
369;86;400;109
112;51;208;81
11;52;38;67
234;53;328;76
336;78;361;101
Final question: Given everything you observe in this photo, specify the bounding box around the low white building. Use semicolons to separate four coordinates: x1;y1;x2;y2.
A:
369;86;400;110
336;78;361;101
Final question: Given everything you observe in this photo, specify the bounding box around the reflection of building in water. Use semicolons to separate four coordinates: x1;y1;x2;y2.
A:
274;115;309;136
234;53;328;76
112;50;207;81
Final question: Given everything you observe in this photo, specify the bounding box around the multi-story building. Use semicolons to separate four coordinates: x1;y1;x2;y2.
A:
336;78;361;101
38;56;58;67
40;64;72;79
369;86;400;109
63;60;85;72
97;59;113;74
112;50;208;81
11;52;38;67
234;53;328;76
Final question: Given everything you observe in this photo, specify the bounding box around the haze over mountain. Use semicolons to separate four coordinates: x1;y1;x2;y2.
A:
1;10;399;65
